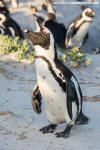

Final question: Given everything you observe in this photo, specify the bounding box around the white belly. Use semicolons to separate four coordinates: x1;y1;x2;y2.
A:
70;22;90;47
36;59;71;124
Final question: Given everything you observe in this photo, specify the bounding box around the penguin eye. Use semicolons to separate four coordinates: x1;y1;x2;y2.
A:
43;27;48;34
43;30;47;34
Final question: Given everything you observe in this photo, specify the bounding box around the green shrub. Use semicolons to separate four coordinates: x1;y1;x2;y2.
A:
60;47;91;68
0;35;35;62
0;36;91;67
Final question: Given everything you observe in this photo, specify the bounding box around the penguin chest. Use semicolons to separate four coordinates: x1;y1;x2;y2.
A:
71;22;90;47
35;59;68;124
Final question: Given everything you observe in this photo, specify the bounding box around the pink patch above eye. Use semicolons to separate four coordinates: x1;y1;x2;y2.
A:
43;27;47;34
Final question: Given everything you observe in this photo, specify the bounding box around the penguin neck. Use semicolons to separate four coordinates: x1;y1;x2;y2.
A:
35;43;57;63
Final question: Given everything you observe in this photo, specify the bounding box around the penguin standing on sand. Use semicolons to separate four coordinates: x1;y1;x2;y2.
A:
0;12;24;38
66;8;95;48
27;15;88;138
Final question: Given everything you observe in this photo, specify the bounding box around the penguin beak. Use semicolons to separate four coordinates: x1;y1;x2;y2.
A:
33;14;43;32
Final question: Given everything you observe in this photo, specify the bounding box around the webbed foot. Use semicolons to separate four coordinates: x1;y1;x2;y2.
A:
55;125;72;138
39;124;57;134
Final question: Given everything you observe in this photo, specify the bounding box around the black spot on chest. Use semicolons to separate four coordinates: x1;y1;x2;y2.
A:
35;56;66;93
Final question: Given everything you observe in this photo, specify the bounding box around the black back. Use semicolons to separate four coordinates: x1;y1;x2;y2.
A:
45;20;67;49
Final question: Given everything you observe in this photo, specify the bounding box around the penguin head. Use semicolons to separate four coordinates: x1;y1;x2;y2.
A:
31;14;54;49
28;14;55;58
82;8;95;21
0;12;6;23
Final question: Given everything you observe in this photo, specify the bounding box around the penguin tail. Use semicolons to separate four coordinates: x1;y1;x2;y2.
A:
75;112;89;125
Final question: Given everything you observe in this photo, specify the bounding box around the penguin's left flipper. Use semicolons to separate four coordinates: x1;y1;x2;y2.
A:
67;25;77;39
31;82;42;114
82;33;89;45
66;79;79;120
55;78;80;138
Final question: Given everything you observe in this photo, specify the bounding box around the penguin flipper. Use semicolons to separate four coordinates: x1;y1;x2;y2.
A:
66;79;79;123
31;82;42;114
82;32;89;45
67;25;77;39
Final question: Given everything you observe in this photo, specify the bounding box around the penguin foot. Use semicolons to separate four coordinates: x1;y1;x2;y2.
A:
39;124;57;134
76;112;89;125
55;125;72;138
55;131;70;138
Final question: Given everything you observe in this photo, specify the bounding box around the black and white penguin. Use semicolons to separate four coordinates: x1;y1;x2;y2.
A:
44;13;67;49
41;0;67;49
0;12;24;38
27;15;88;138
0;0;9;14
66;8;95;48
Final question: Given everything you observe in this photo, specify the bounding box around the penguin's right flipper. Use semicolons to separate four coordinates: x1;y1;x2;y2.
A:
31;82;42;114
67;25;77;39
66;79;79;122
82;33;89;45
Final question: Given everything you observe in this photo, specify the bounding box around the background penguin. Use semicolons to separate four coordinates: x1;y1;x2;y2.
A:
44;13;67;49
66;7;95;49
27;15;88;138
40;0;67;49
0;12;24;38
0;0;9;14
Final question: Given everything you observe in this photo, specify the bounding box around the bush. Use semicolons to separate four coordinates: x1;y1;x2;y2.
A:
0;35;35;62
60;47;91;68
0;36;91;68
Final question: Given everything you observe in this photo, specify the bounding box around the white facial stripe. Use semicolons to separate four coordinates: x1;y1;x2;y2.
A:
82;8;93;21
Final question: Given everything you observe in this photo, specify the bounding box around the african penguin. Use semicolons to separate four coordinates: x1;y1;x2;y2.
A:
33;0;66;49
0;12;24;38
66;8;95;48
42;0;67;49
27;15;88;138
0;0;9;14
44;13;67;49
